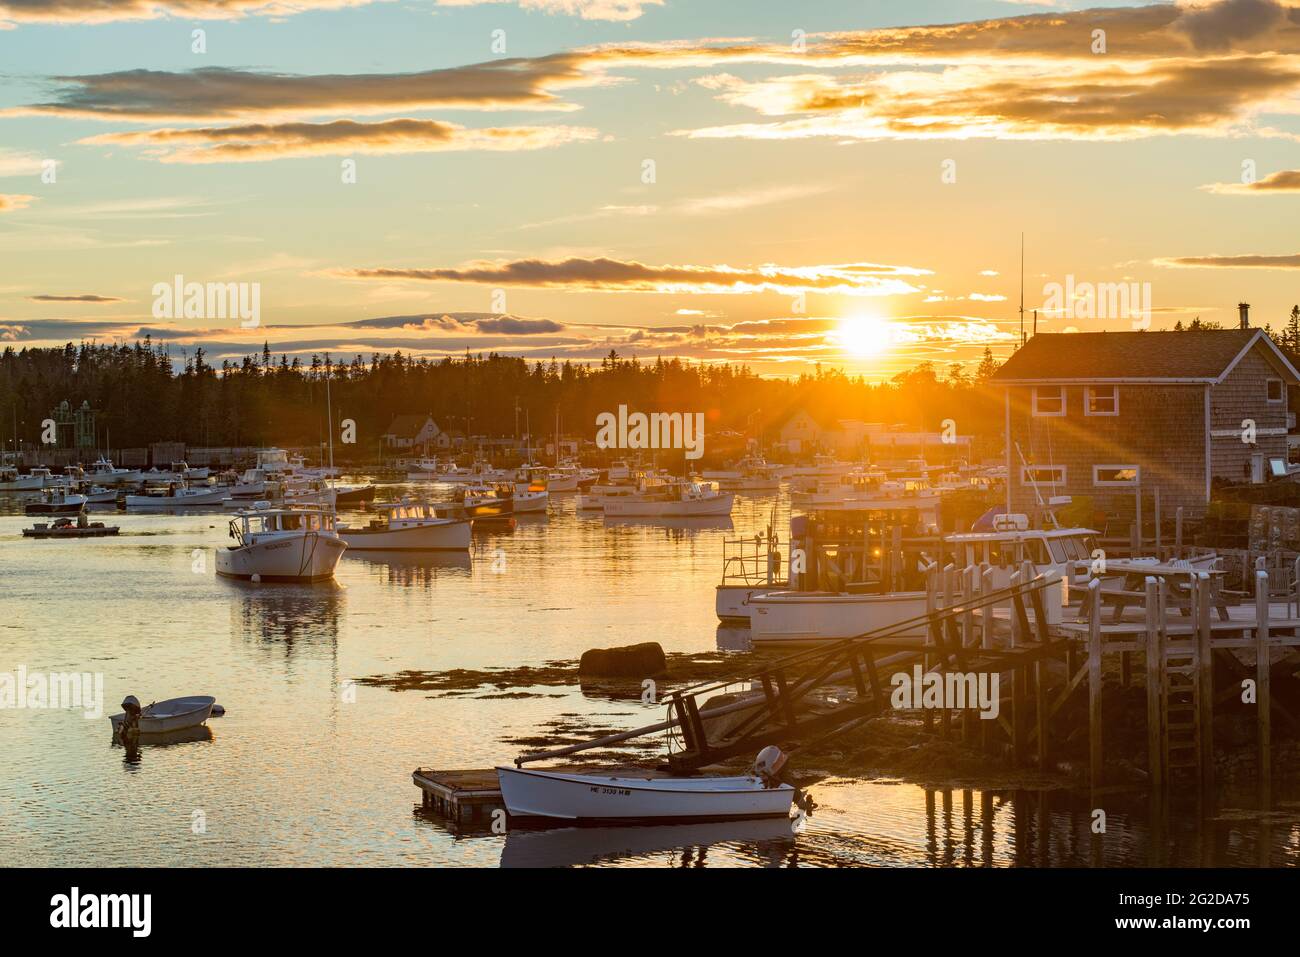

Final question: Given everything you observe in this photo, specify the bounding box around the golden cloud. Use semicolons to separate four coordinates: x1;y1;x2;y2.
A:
80;118;601;162
335;257;931;296
0;193;35;212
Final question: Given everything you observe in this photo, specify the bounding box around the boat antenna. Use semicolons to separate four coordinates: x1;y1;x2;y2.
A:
1019;231;1025;347
325;367;335;496
1014;441;1060;529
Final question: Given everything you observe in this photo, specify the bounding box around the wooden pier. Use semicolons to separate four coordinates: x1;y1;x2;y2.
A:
504;555;1300;810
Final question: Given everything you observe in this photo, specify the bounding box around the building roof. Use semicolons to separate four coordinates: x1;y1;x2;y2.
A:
383;413;437;438
989;329;1300;384
774;403;842;430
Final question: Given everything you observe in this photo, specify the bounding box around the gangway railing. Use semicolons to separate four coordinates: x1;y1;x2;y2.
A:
515;573;1060;771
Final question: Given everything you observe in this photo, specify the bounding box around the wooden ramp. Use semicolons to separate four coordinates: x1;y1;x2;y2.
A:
512;574;1066;774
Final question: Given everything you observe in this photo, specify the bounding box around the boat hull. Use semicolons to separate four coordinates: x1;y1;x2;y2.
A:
496;767;794;823
110;696;215;735
339;519;471;551
716;582;786;622
511;491;549;513
216;534;346;582
602;492;734;517
747;590;929;647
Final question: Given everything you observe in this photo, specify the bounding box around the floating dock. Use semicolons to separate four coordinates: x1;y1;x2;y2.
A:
413;768;504;824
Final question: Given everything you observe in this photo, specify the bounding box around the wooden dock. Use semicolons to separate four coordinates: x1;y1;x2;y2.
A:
422;555;1300;820
413;768;503;824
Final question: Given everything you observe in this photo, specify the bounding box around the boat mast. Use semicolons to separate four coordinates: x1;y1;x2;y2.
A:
325;367;335;493
1019;232;1025;347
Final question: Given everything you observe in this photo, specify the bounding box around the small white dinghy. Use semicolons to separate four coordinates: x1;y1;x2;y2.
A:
109;696;216;736
496;766;795;824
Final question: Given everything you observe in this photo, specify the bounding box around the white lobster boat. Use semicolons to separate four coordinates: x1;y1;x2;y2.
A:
216;505;347;582
338;501;471;551
85;458;141;485
602;480;734;518
746;522;1095;648
25;486;88;514
126;483;230;507
0;466;56;491
496;766;794;823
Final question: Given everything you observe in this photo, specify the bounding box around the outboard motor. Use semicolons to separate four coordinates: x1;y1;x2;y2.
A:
119;695;142;744
754;745;817;817
754;745;788;788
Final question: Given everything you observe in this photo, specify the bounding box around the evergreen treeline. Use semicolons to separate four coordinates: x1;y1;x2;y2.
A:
0;338;1007;460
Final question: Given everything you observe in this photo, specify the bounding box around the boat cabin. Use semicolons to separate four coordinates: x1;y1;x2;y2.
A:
378;501;441;526
229;506;336;545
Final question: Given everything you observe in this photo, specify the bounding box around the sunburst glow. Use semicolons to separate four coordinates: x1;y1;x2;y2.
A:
833;314;893;357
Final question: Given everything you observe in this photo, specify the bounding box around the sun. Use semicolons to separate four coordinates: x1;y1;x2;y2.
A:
833;314;892;357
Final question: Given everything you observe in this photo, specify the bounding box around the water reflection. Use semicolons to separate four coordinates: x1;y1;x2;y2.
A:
344;550;472;586
715;624;752;651
114;725;215;768
603;516;734;533
227;583;345;654
500;817;797;868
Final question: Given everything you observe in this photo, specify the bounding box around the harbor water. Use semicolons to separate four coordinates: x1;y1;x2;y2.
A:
2;489;1298;867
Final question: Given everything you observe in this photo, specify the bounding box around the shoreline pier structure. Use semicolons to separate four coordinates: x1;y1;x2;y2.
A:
417;555;1300;822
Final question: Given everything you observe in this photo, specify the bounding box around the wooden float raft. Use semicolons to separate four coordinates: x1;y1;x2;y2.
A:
414;764;674;824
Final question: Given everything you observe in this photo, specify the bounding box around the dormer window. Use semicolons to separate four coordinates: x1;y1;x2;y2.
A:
1085;385;1119;416
1032;385;1065;417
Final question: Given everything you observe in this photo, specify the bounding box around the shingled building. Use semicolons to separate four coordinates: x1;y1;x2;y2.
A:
990;328;1300;520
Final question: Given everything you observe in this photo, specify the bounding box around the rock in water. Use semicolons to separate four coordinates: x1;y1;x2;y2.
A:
579;642;667;678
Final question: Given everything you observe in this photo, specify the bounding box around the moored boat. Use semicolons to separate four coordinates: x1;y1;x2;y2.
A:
109;696;216;736
495;766;794;824
24;486;89;514
216;505;347;582
601;480;734;518
338;500;471;551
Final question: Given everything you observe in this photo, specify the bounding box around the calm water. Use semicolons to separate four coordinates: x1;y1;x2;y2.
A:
1;486;1297;867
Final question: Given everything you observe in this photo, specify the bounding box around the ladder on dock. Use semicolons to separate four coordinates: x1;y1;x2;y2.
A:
1162;632;1202;776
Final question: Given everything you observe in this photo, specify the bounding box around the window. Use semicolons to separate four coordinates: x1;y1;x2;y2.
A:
1021;465;1066;486
1093;464;1140;486
1032;386;1065;417
1085;385;1119;416
1267;378;1284;403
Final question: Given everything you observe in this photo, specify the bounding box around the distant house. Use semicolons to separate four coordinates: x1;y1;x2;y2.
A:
866;428;972;464
776;407;873;455
382;414;444;451
990;326;1300;520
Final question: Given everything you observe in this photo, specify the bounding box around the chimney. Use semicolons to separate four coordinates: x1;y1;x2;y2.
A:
1239;302;1251;328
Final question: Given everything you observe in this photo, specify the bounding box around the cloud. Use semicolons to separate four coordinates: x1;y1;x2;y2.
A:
18;58;598;121
346;312;565;334
0;193;35;212
475;315;566;333
1156;252;1300;268
0;0;384;26
28;294;124;302
335;257;931;296
1173;0;1289;52
0;149;48;177
435;0;662;21
81;119;600;163
677;55;1300;143
1201;167;1300;192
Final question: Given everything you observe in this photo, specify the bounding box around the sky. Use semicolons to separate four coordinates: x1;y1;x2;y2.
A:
3;0;1300;378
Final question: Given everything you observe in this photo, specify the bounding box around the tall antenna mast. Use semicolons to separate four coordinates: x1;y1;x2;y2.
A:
325;367;335;492
1019;232;1025;347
